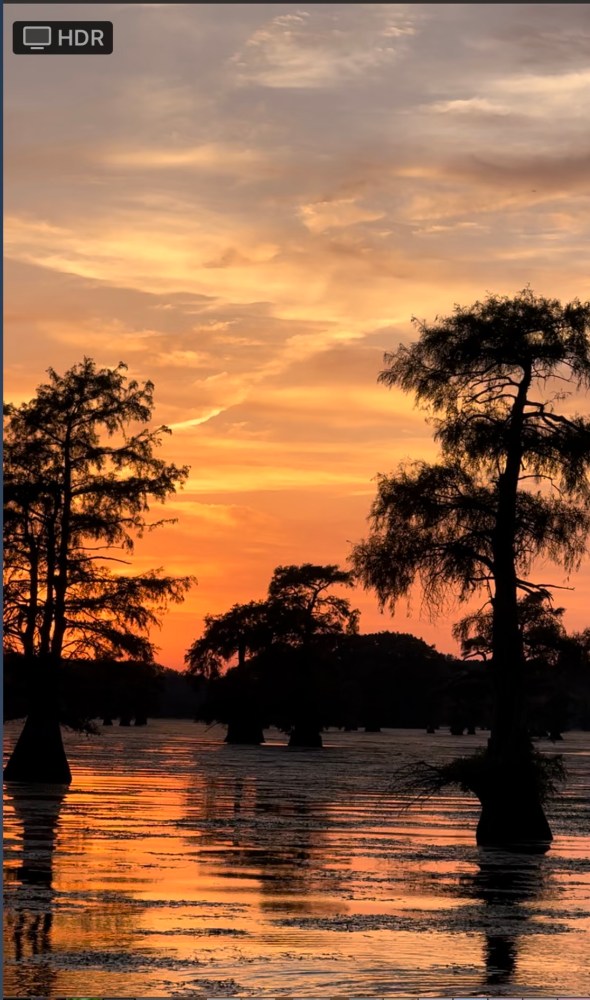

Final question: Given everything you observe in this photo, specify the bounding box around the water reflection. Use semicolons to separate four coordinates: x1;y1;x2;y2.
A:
464;848;548;989
4;783;67;997
3;723;589;997
183;757;343;916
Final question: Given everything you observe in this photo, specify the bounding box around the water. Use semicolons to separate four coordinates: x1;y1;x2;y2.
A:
3;721;590;997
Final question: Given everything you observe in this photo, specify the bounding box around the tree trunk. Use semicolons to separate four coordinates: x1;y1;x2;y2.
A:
288;724;322;748
483;546;553;848
4;660;71;784
225;719;265;744
476;766;552;850
474;365;553;850
288;643;322;747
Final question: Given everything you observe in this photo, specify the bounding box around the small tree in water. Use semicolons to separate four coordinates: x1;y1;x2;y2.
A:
186;564;358;746
267;564;359;746
186;600;272;744
3;359;193;783
351;290;590;849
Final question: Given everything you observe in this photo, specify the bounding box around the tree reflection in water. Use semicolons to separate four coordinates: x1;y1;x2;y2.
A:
183;749;343;916
4;783;67;997
463;848;548;989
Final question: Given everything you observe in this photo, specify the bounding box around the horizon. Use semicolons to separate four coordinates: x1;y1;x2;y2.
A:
5;2;590;669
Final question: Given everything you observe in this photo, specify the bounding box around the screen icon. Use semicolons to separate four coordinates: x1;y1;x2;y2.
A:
22;25;51;50
13;21;113;55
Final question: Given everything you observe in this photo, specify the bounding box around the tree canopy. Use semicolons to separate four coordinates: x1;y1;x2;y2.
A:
185;600;272;679
454;593;568;664
3;358;194;665
185;563;358;679
267;563;359;645
352;290;590;616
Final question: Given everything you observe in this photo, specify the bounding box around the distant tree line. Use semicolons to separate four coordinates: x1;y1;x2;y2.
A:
192;623;590;740
3;653;198;730
5;614;589;739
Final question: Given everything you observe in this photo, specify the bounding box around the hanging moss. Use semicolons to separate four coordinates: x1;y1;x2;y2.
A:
391;746;566;806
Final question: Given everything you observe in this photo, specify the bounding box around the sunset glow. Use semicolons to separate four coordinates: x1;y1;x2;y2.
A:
5;3;590;667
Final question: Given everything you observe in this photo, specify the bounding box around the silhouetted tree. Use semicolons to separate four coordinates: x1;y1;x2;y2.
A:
326;630;454;731
185;600;273;743
186;563;358;746
352;290;590;848
561;628;590;730
267;563;358;643
454;593;567;664
268;564;358;746
186;601;271;679
3;359;193;783
454;566;590;741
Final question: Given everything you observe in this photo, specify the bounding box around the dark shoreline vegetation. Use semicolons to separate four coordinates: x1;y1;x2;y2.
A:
4;290;590;852
5;631;590;737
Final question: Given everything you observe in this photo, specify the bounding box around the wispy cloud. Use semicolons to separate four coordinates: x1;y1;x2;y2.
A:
231;5;418;89
102;142;272;173
5;2;590;665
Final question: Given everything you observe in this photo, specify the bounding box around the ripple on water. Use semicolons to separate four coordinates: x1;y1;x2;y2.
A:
3;721;590;997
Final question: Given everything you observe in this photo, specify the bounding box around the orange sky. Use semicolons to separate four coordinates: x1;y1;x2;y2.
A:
4;3;590;668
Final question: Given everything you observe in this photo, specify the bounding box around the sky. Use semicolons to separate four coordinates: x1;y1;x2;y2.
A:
4;3;590;668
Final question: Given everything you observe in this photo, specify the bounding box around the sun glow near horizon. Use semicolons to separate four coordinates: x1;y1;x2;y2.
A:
4;3;590;667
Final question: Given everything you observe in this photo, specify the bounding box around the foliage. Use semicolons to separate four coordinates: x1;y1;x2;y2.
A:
327;630;457;729
185;601;271;679
185;563;358;679
390;747;567;807
267;563;359;643
454;593;568;663
352;290;590;614
3;358;194;664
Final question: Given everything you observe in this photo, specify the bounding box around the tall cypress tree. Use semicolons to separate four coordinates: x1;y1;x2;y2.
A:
352;290;590;847
4;358;193;782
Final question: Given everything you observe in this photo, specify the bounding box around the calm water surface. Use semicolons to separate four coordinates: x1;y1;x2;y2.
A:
3;722;590;997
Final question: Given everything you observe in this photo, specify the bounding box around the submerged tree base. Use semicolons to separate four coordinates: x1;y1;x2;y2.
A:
477;786;552;851
4;714;72;784
288;725;323;748
472;748;555;850
225;721;265;744
392;745;564;852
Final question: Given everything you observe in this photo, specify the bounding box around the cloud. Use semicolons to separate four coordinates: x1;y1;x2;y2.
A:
231;5;418;89
496;67;590;99
167;409;225;431
5;2;590;665
299;197;384;233
428;97;513;117
101;142;272;174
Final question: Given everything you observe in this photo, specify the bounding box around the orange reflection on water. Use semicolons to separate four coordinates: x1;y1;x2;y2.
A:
4;722;590;997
